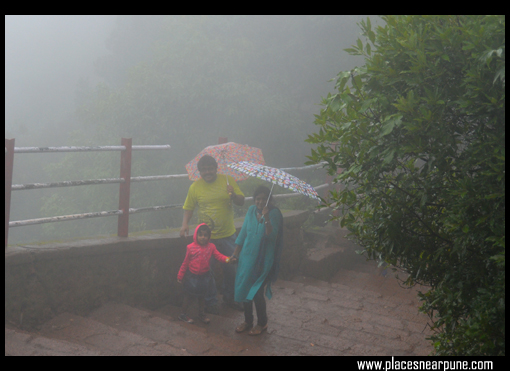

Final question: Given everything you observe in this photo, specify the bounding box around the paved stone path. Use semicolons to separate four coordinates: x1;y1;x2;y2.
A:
5;260;433;356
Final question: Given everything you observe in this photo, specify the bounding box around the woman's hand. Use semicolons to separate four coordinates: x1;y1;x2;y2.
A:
231;245;241;264
262;206;270;217
262;207;273;235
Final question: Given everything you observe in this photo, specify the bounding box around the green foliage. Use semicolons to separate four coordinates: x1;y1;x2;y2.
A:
306;15;505;356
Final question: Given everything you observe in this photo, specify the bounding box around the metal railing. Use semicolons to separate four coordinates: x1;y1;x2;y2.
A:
5;137;331;247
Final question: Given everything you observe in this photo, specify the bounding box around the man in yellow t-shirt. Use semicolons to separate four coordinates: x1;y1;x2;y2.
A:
180;155;245;313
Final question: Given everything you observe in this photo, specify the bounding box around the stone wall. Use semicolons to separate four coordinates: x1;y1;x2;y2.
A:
5;210;309;329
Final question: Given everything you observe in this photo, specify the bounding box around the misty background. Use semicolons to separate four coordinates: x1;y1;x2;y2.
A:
5;15;370;245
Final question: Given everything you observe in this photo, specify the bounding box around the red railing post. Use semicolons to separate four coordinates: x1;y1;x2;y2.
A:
117;138;132;237
218;137;228;144
5;138;15;248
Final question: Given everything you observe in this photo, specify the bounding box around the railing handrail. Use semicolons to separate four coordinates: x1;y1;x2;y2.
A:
9;145;171;153
5;137;332;246
8;182;332;228
11;164;327;191
8;204;185;227
11;174;189;191
8;186;333;228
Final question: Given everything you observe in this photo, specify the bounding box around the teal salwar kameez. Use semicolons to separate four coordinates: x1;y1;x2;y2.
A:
234;205;283;303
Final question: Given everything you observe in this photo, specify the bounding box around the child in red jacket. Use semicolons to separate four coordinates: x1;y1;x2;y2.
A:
178;223;231;324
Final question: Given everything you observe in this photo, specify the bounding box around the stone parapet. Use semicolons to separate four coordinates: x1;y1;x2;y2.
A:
5;210;310;329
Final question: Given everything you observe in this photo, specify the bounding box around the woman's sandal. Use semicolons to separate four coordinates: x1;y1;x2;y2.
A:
178;313;194;324
248;324;268;336
235;322;253;333
198;313;210;324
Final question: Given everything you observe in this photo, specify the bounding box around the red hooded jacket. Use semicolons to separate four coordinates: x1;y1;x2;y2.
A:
177;223;229;281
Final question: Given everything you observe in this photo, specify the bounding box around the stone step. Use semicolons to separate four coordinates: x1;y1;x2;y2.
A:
155;302;283;355
6;269;433;356
301;226;374;281
286;274;429;324
160;274;432;356
5;256;433;356
303;225;352;244
5;326;101;356
150;269;433;356
37;311;189;356
88;302;267;356
159;263;433;355
267;274;433;356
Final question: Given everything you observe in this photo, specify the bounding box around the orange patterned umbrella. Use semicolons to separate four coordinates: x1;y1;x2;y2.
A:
185;142;265;181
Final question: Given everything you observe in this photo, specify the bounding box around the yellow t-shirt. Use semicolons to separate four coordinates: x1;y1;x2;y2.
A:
183;174;244;239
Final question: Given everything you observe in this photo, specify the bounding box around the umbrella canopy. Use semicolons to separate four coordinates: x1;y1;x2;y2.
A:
227;161;321;202
186;142;265;181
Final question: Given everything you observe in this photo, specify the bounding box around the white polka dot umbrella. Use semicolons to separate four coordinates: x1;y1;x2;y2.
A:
228;161;321;203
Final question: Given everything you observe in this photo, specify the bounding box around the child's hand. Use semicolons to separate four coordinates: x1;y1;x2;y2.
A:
177;279;182;284
229;256;238;264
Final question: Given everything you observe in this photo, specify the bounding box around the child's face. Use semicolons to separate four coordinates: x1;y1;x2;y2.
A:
197;230;210;245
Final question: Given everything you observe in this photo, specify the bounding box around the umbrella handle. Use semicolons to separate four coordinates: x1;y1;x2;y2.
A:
265;183;274;207
260;183;275;223
226;175;233;198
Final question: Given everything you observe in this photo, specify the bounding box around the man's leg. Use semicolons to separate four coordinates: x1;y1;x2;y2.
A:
212;234;238;306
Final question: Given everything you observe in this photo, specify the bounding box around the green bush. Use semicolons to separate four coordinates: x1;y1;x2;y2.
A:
306;15;505;356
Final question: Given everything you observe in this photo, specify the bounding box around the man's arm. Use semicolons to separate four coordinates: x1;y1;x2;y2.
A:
180;209;194;238
231;192;245;206
227;184;245;206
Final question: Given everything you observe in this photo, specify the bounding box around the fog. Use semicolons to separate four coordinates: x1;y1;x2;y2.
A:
5;15;370;245
5;15;116;141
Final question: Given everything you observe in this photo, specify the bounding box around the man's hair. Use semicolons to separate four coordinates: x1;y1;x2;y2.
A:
197;224;212;237
197;155;218;170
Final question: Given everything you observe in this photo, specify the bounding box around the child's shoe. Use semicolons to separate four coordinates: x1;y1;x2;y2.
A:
178;313;194;324
198;313;210;324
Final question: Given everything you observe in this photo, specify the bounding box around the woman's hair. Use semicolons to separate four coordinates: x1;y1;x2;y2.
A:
197;224;212;237
197;155;218;170
253;185;275;205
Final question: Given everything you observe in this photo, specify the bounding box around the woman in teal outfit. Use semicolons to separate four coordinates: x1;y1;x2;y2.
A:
231;185;284;335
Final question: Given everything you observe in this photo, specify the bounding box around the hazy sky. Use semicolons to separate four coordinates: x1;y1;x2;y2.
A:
5;15;116;137
5;15;367;244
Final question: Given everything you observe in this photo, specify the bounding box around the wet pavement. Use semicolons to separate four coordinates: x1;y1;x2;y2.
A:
5;260;434;356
